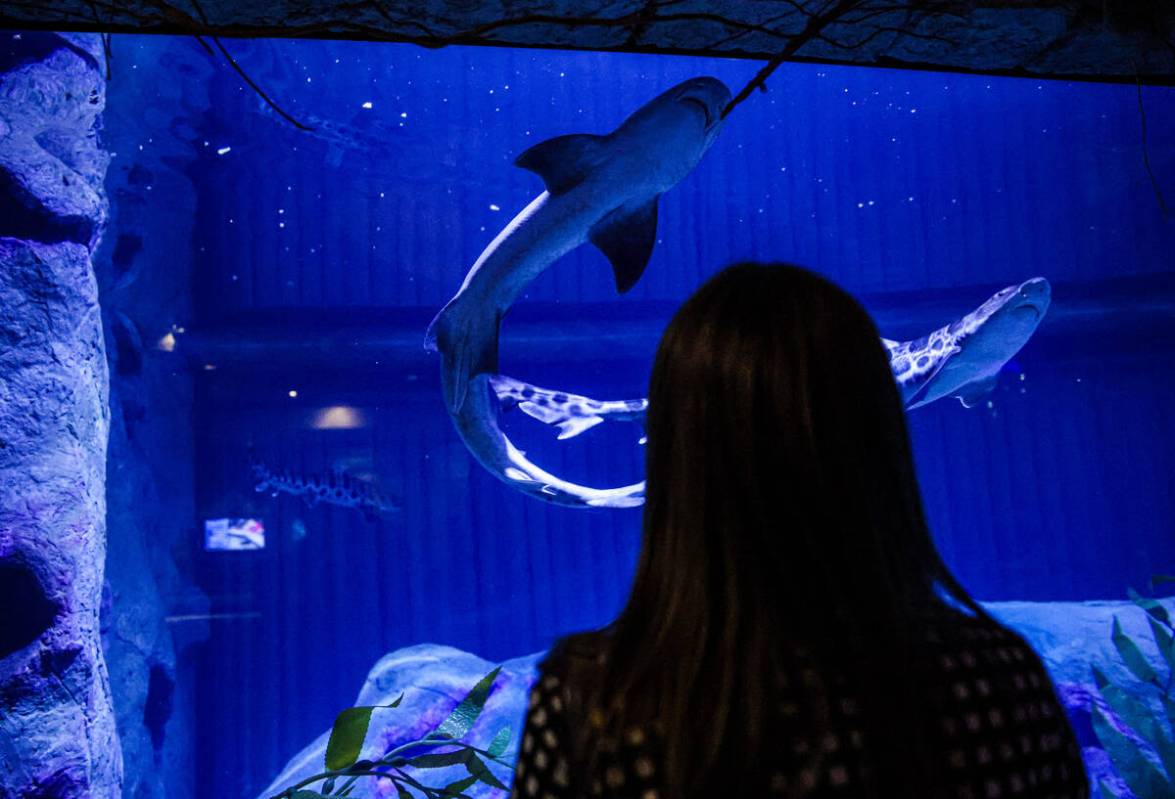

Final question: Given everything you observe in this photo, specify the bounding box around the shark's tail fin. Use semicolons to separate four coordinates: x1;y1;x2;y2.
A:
425;299;501;413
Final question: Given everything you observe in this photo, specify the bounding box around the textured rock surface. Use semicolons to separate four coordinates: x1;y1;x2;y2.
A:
261;601;1170;799
0;1;1172;81
0;32;121;799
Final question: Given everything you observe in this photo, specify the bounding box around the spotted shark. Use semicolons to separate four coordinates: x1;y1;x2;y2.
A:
424;77;731;508
886;277;1051;409
487;278;1052;445
251;462;399;521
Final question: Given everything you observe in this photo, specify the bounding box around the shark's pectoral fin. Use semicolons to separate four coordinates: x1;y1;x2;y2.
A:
590;197;660;294
516;400;605;441
515;133;608;195
957;374;999;409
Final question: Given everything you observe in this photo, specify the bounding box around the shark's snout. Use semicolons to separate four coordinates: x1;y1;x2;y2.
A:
1014;277;1051;319
676;77;732;131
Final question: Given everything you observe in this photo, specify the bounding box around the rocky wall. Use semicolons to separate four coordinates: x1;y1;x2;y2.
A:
0;31;121;799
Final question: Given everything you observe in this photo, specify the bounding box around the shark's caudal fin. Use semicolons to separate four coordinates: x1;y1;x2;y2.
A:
425;300;501;412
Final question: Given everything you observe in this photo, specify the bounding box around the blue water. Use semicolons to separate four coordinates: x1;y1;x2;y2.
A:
102;35;1174;797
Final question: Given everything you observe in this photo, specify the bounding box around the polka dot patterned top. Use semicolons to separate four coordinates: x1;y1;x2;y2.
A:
510;613;1087;798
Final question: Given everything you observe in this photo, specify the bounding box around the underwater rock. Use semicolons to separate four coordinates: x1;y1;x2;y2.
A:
261;601;1168;798
0;33;121;799
0;32;109;245
259;645;544;799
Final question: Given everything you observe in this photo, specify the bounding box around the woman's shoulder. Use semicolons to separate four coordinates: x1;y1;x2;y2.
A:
540;629;610;679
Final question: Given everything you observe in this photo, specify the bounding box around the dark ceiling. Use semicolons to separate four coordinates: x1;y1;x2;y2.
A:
2;0;1173;84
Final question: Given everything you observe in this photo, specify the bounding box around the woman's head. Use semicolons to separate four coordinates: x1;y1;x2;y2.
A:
641;262;944;628
581;263;976;796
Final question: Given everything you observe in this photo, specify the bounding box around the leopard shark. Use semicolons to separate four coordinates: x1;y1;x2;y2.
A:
488;278;1052;445
424;77;731;508
886;276;1051;409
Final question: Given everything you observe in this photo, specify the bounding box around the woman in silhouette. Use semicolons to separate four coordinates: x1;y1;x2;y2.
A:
510;263;1086;798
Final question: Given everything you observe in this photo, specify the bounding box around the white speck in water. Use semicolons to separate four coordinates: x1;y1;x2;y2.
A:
909;108;917;114
278;222;285;229
559;72;565;77
489;204;500;211
867;200;875;206
379;192;385;198
400;111;408;118
288;390;298;398
217;146;231;155
857;202;864;209
907;196;915;202
278;208;285;215
231;274;239;282
362;101;373;109
986;400;994;409
1019;373;1026;381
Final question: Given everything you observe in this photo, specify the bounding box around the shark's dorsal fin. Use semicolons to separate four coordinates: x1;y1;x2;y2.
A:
589;198;660;294
956;374;999;408
515;134;608;195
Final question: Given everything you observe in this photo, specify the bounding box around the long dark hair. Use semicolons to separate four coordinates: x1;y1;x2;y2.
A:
557;263;989;796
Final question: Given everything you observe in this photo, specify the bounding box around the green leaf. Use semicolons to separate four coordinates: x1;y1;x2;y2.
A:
409;749;472;769
326;707;375;771
1149;617;1175;674
487;726;512;758
395;785;414;799
324;700;403;771
466;753;508;790
436;667;502;740
1099;779;1120;798
440;775;479;797
1092;706;1175;799
1095;667;1175;780
1114;616;1159;686
1131;588;1172;624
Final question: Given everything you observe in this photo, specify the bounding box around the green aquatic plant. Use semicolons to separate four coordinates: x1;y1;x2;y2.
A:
1094;577;1175;799
269;667;514;799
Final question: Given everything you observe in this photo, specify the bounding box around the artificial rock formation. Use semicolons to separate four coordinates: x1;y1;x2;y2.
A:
0;31;121;798
261;601;1170;799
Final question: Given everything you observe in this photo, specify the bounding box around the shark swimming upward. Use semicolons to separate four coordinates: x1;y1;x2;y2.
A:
488;278;1052;447
425;77;731;508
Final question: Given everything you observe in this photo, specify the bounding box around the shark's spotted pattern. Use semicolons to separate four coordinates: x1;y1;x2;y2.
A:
251;462;399;520
489;278;1052;449
489;375;648;442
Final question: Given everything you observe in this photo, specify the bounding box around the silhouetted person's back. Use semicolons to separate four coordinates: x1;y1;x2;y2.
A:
510;264;1086;798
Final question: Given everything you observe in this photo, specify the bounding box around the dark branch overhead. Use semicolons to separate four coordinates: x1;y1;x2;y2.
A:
1;0;1173;83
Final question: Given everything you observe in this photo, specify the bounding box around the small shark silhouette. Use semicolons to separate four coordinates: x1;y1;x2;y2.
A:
425;77;731;508
251;462;399;521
